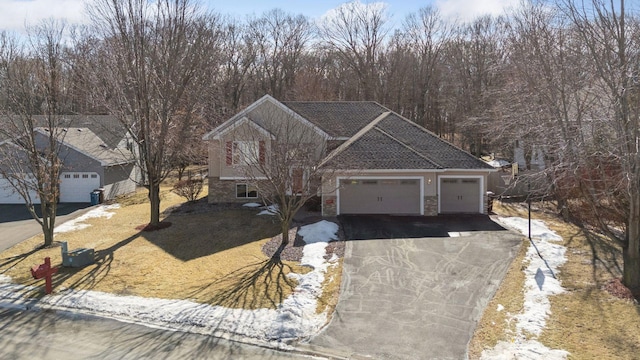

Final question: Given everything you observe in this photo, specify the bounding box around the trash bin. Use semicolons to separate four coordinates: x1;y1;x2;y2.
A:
90;191;100;205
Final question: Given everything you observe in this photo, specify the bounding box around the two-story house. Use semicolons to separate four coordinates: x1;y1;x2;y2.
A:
203;95;495;217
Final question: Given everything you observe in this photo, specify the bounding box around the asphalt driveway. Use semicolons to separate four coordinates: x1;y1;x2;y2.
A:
0;203;92;251
306;215;522;360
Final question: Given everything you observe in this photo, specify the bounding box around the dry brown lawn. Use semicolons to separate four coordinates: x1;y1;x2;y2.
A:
0;185;317;310
469;201;640;359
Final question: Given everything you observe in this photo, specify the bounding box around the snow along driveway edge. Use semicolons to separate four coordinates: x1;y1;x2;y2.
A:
480;217;570;360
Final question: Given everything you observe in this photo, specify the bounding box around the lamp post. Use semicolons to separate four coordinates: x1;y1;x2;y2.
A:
528;180;532;242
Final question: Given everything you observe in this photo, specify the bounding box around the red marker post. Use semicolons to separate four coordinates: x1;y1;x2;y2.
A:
30;257;58;294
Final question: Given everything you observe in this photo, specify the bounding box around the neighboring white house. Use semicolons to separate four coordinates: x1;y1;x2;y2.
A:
514;139;546;170
0;116;139;204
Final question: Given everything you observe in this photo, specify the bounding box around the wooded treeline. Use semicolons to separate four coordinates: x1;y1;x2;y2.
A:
2;0;640;290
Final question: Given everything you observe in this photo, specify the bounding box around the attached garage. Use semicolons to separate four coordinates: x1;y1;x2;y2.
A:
0;177;40;204
59;172;100;203
338;177;422;215
439;176;483;214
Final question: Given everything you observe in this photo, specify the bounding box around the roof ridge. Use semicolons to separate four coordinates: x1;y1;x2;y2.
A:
373;125;443;169
282;100;380;104
319;111;391;168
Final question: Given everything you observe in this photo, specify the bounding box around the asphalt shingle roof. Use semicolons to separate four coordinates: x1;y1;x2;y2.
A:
206;95;492;171
281;101;387;138
323;113;494;170
375;114;494;169
323;128;441;170
0;115;127;149
43;127;133;166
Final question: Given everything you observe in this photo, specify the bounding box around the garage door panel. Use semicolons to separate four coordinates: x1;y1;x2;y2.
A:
60;172;100;203
439;177;481;214
339;179;421;215
0;177;40;204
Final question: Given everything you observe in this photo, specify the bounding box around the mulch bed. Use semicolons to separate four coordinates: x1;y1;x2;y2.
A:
602;278;639;302
261;215;346;262
135;222;172;232
162;199;252;216
261;230;345;262
164;200;346;263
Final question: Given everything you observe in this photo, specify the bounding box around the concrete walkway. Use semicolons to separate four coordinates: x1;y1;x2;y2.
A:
307;231;522;359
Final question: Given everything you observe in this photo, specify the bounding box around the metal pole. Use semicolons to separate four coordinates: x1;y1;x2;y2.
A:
528;180;531;242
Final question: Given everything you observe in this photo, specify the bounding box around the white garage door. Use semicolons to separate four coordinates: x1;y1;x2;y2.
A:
439;177;482;213
339;178;422;215
59;172;100;203
0;177;40;204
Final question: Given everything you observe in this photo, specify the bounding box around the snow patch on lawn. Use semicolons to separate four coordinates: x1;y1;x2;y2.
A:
0;219;340;347
270;220;339;339
242;202;262;208
298;220;339;244
481;217;569;359
54;204;121;233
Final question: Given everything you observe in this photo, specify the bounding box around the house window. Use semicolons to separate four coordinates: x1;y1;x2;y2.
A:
91;174;97;178
236;184;258;198
82;174;89;179
64;174;71;179
73;174;80;179
233;141;260;166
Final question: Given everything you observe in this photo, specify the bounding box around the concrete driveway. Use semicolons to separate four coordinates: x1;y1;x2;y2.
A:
306;215;522;360
0;204;92;251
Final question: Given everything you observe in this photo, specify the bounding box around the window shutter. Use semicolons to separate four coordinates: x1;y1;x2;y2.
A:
259;141;266;165
226;141;232;166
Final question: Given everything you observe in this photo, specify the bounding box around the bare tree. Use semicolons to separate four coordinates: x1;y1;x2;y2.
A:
87;0;217;227
442;16;507;155
248;9;312;100
318;0;390;100
559;0;640;292
216;17;256;113
228;105;332;254
400;6;453;132
0;21;71;246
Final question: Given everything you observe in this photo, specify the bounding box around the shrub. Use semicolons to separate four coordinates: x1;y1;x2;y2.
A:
172;178;203;202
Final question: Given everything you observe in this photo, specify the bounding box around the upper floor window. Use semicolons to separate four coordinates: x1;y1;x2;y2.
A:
226;141;264;166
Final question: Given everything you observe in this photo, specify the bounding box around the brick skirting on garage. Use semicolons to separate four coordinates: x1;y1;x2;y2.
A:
322;195;337;216
424;196;438;216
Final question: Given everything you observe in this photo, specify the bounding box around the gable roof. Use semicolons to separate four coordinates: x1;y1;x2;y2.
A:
203;95;330;141
321;113;494;171
203;95;492;172
36;127;133;166
0;115;128;149
282;101;388;139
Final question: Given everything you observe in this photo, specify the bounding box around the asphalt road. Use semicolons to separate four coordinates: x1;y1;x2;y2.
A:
307;215;523;360
0;307;318;360
0;204;92;251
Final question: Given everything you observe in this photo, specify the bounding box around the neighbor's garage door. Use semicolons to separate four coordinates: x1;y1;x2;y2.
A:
59;172;100;203
439;177;481;213
339;178;421;215
0;177;40;204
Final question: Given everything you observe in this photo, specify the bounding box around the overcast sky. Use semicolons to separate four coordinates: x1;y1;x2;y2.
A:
0;0;523;34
